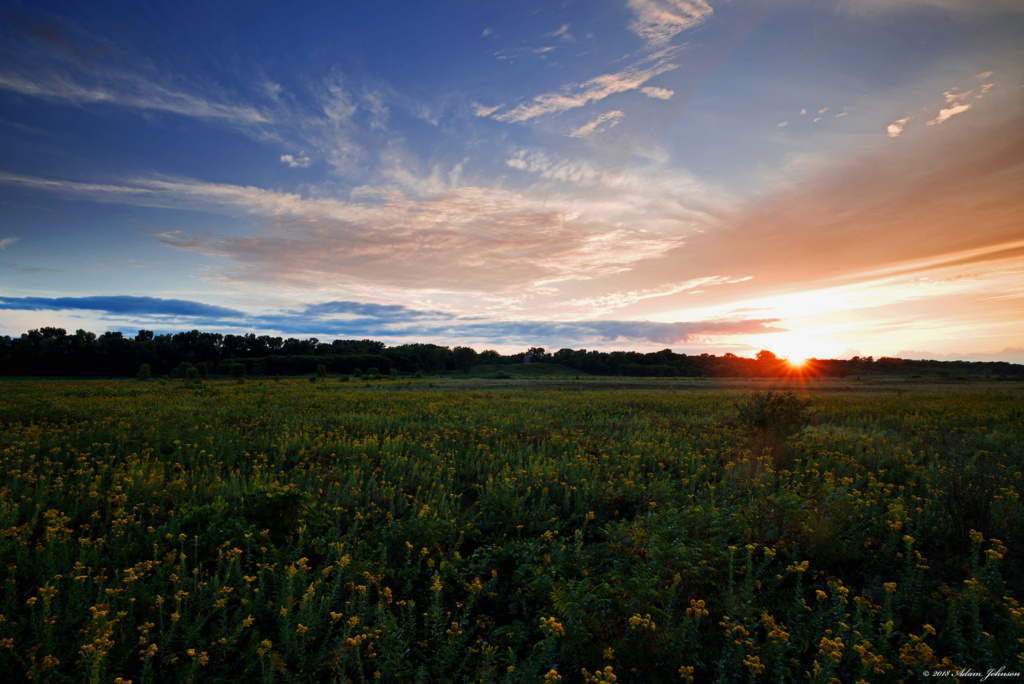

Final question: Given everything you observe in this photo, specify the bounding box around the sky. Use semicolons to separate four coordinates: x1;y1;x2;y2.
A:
1;0;1022;362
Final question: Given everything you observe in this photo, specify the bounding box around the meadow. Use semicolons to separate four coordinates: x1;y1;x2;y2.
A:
1;377;1022;683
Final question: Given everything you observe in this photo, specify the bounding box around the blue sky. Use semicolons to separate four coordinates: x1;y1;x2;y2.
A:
1;0;1022;361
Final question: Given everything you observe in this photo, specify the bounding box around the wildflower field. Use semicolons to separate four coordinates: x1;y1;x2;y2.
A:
1;378;1022;683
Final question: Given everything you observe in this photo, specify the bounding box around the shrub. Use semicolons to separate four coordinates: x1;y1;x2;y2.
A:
735;390;811;466
136;363;152;381
170;361;194;379
736;390;811;441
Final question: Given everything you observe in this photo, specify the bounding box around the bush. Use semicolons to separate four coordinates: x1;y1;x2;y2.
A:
136;363;152;381
735;391;811;466
170;361;194;380
736;390;811;441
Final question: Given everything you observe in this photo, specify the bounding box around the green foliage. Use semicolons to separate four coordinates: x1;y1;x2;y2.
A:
0;380;1021;683
136;363;152;381
736;390;811;441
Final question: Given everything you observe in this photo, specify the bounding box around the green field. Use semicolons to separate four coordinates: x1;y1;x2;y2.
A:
1;378;1022;683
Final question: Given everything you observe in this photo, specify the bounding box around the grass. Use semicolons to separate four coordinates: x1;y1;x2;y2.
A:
0;378;1022;683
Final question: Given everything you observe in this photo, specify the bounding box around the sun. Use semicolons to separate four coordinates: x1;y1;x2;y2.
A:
761;331;824;370
785;355;810;370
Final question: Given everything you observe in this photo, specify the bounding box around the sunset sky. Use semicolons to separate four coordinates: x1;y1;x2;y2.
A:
1;0;1022;361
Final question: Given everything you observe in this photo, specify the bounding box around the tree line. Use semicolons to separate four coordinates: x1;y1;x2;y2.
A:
1;327;1021;379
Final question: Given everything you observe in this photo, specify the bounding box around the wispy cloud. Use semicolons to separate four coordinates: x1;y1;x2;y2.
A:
658;108;1024;310
0;261;61;274
280;154;311;168
925;76;995;126
0;236;19;249
844;0;1024;14
490;59;678;123
570;110;625;137
549;24;574;41
0;140;739;296
928;104;971;125
0;295;243;318
0;71;270;125
472;102;502;117
640;86;674;100
0;167;691;292
627;0;714;49
568;275;752;314
887;116;909;137
299;300;453;322
505;151;604;185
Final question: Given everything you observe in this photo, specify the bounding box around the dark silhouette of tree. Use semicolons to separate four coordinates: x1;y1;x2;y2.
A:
452;346;478;372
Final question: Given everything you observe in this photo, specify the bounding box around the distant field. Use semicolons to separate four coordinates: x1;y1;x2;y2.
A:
402;371;1024;396
1;379;1021;682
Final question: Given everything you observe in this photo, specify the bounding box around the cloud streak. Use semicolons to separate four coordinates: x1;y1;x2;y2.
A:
928;103;971;125
627;0;714;49
570;110;625;137
0;294;782;346
0;295;243;318
0;142;731;293
489;59;678;123
0;71;270;125
658;107;1024;310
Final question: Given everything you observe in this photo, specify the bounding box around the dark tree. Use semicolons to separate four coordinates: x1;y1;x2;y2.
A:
452;346;478;372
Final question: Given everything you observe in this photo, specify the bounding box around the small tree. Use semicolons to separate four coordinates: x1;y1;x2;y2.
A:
317;364;327;379
136;363;152;381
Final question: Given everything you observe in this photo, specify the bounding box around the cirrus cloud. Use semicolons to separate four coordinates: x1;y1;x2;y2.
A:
627;0;714;49
489;58;678;123
570;110;625;137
